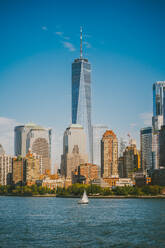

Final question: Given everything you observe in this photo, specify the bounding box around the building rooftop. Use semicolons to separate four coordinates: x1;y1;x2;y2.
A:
69;124;83;129
25;122;44;130
102;130;117;139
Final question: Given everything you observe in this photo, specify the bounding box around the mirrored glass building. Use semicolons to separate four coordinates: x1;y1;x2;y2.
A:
72;28;92;162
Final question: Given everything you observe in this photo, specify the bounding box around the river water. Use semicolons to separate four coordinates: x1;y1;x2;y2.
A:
0;196;165;248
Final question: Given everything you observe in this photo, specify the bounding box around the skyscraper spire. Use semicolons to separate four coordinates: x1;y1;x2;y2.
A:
80;26;83;59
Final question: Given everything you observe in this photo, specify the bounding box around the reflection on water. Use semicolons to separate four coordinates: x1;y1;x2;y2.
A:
0;197;165;248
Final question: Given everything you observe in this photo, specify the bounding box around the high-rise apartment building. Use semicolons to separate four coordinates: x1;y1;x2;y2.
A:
25;151;41;185
72;28;92;162
0;152;12;185
101;130;118;178
14;123;51;173
140;127;153;170
12;152;41;185
61;124;88;178
92;125;108;167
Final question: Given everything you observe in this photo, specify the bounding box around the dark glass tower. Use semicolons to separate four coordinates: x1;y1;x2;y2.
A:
72;28;92;162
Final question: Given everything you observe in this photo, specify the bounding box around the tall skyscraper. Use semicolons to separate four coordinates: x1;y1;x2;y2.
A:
92;125;108;167
152;81;165;131
61;124;88;178
152;81;165;169
140;127;153;170
101;130;118;178
14;123;51;173
72;28;92;162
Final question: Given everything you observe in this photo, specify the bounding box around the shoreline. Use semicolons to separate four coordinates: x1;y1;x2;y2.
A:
1;194;165;199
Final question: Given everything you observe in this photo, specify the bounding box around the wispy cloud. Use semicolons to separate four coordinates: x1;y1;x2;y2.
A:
139;112;152;126
54;30;76;52
55;31;63;36
41;26;48;31
62;41;75;52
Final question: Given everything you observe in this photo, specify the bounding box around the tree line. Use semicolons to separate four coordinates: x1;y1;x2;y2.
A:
0;184;164;196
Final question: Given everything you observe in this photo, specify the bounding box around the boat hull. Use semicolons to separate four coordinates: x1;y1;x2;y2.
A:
78;201;88;204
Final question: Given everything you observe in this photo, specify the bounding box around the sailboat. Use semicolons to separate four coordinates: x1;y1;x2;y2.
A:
78;190;89;204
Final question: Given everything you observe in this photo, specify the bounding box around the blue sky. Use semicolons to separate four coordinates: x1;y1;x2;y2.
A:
0;0;165;166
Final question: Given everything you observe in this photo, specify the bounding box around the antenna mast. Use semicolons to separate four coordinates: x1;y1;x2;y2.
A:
80;26;83;59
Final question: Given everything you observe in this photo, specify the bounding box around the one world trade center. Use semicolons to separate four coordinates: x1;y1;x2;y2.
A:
72;27;92;162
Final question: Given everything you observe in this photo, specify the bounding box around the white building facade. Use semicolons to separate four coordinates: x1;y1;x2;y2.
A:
61;124;88;178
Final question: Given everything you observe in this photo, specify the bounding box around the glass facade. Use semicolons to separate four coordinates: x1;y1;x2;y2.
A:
140;127;153;170
153;82;165;117
152;81;165;131
72;58;92;162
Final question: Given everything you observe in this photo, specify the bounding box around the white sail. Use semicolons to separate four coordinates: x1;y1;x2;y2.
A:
78;190;89;204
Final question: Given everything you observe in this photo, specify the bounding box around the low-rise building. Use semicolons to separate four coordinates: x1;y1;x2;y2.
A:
134;171;151;187
115;178;134;187
91;178;110;188
42;176;65;189
103;177;120;187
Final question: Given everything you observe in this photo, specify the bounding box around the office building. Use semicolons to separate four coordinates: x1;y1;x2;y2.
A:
0;153;12;185
159;125;165;167
152;168;165;186
152;131;160;169
92;125;108;168
61;124;88;178
152;81;165;169
72;28;92;162
118;156;124;178
14;123;51;173
140;127;153;170
152;81;165;131
123;144;140;178
101;130;118;178
12;156;25;185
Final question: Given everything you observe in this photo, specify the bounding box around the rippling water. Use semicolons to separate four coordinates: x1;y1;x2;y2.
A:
0;197;165;247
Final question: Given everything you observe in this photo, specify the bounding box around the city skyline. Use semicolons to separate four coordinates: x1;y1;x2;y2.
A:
0;0;165;167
